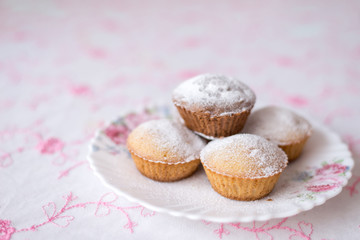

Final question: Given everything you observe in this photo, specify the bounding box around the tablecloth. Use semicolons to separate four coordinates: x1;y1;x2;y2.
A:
1;0;360;239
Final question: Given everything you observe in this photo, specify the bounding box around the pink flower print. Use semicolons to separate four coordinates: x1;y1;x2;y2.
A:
316;163;347;176
68;84;92;96
276;56;295;67
104;124;130;145
0;219;16;240
286;96;308;107
88;48;107;59
0;152;13;168
306;177;342;192
37;138;65;154
306;184;336;192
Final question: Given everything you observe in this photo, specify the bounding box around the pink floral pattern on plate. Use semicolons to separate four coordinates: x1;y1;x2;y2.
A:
92;105;169;154
293;160;350;199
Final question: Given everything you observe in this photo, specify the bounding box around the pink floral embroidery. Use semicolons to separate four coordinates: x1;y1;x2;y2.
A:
345;176;360;197
206;218;314;240
140;207;156;217
33;135;80;166
182;38;202;48
53;149;78;166
104;125;130;145
42;202;74;228
0;121;43;168
88;48;107;59
316;163;347;176
0;220;16;240
286;96;308;107
276;56;295;67
36;138;64;154
58;161;88;179
291;221;313;240
68;85;92;96
213;224;230;239
13;192;155;237
94;192;119;217
0;152;13;168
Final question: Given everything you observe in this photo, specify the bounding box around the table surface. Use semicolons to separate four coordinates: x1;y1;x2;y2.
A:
1;0;360;239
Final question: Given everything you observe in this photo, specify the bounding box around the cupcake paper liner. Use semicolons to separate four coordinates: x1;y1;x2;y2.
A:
203;165;281;201
131;153;200;182
279;136;310;162
175;105;251;138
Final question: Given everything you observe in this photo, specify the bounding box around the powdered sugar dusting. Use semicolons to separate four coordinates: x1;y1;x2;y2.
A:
200;134;288;178
128;119;206;163
243;106;312;145
92;106;353;221
172;74;256;116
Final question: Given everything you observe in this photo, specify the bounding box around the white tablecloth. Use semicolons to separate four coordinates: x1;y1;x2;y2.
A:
1;1;360;239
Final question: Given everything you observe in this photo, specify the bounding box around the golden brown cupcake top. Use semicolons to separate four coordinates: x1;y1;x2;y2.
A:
127;119;206;164
172;74;256;116
243;106;312;145
200;134;287;178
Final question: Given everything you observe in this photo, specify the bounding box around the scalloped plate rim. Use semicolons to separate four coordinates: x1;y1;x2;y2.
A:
87;105;354;223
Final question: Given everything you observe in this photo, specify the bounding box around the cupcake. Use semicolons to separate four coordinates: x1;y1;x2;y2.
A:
200;134;287;201
243;106;312;162
127;119;206;182
172;74;256;139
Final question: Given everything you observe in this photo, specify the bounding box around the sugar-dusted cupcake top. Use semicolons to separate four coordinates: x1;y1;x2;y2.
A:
243;106;312;145
127;119;207;164
200;134;287;178
172;74;256;116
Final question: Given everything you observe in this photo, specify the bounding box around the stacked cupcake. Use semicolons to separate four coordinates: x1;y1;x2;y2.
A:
127;74;312;201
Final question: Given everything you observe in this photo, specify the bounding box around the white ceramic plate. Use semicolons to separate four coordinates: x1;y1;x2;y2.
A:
88;104;354;223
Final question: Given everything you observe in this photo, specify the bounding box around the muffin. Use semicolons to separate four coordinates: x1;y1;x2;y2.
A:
172;74;256;139
127;119;206;182
243;106;312;162
200;134;288;201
